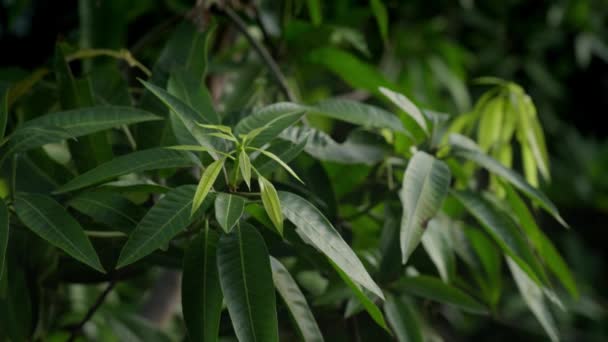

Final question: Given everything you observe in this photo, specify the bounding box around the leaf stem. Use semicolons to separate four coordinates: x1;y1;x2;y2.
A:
66;48;152;76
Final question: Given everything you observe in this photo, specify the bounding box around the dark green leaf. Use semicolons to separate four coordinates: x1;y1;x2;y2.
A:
370;0;389;41
384;294;424;342
56;148;200;193
68;191;142;233
0;199;8;280
234;103;304;147
14;193;104;272
116;185;214;268
310;98;406;133
217;223;279;342
278;191;384;299
253;138;307;175
182;226;223;342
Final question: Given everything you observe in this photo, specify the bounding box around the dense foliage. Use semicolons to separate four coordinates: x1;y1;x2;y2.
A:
1;0;606;341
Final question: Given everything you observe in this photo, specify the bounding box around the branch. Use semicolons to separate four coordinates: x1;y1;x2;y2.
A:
214;5;296;102
67;281;115;342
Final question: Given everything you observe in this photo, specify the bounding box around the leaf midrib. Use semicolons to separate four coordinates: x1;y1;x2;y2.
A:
238;227;258;342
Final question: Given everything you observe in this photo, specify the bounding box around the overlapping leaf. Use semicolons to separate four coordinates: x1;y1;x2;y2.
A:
214;193;246;233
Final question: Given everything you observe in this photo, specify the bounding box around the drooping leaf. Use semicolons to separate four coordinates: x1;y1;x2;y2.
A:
384;294;424;342
421;215;456;283
450;134;567;227
278;191;384;299
370;0;389;41
248;147;303;183
238;151;252;189
332;261;389;331
270;257;324;342
308;99;406;133
14;193;104;272
182;226;223;342
67;191;143;234
254;137;307;175
192;157;226;215
379;87;428;134
259;176;283;235
451;190;548;286
56;148;200;193
397;275;488;314
217;223;279;342
234;103;304;147
214;193;246;233
116;185;214;268
507;258;559;342
0;199;8;280
400;151;451;263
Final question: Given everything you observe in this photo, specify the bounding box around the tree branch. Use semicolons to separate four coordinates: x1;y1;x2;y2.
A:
67;281;115;342
214;4;295;102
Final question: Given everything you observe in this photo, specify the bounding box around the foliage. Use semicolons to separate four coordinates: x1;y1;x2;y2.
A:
1;0;604;341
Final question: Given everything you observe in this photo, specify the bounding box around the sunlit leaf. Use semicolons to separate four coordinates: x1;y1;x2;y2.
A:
259;176;283;235
379;87;428;134
248;147;303;183
193;157;226;215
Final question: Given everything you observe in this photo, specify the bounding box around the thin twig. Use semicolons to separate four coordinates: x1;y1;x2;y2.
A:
215;5;295;102
66;49;152;76
67;281;115;342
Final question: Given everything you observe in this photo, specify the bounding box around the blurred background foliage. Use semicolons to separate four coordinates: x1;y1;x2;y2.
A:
1;0;608;340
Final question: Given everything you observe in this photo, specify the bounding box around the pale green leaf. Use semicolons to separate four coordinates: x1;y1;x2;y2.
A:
217;223;279;342
248;147;303;183
421;215;455;282
117;185;215;268
192;158;226;215
14;193;104;272
239;151;252;189
379;87;428;134
166;145;234;159
56;148;201;193
400;152;451;263
308;99;406;133
278;191;384;299
214;193;246;233
253;138;307;176
259;176;283;235
270;257;324;342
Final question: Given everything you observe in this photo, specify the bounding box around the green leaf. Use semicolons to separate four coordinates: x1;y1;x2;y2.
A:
168;68;220;124
0;125;73;165
477;98;503;152
507;258;559;342
239;151;252;189
450;135;567;227
397;275;488;314
306;0;322;26
384;294;424;342
278;191;384;299
217;223;279;342
116;185;214;268
309;99;406;133
248;147;303;183
234;103;304;147
0;90;7;140
308;48;394;95
270;257;324;342
67;191;142;234
215;193;246;233
370;0;389;42
259;176;283;235
56;148;200;193
193;157;226;215
451;190;548;286
166;145;234;159
503;184;577;298
332;261;388;331
0;199;8;280
197;123;232;134
421;215;456;283
400;152;451;263
253;138;307;175
379;87;428;134
182;226;223;342
14;193;104;272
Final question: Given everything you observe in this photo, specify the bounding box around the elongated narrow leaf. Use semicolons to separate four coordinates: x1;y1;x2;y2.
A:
309;99;406;133
14;193;104;272
56;148;200;193
421;215;455;283
254;138;307;175
182;227;223;342
116;185;214;268
249;147;303;183
270;257;324;342
450;134;567;227
370;0;389;41
193;158;225;215
0;125;73;164
278;191;384;299
397;275;488;314
503;184;577;297
217;223;278;342
0;199;8;280
259;176;283;235
379;87;428;134
239;151;252;189
451;190;548;286
168;68;220;124
384;294;424;342
400;152;451;263
234;103;304;147
507;258;559;342
166;145;233;159
332;262;388;331
68;191;143;233
215;193;246;233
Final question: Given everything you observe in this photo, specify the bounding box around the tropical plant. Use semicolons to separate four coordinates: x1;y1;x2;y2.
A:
0;1;579;341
